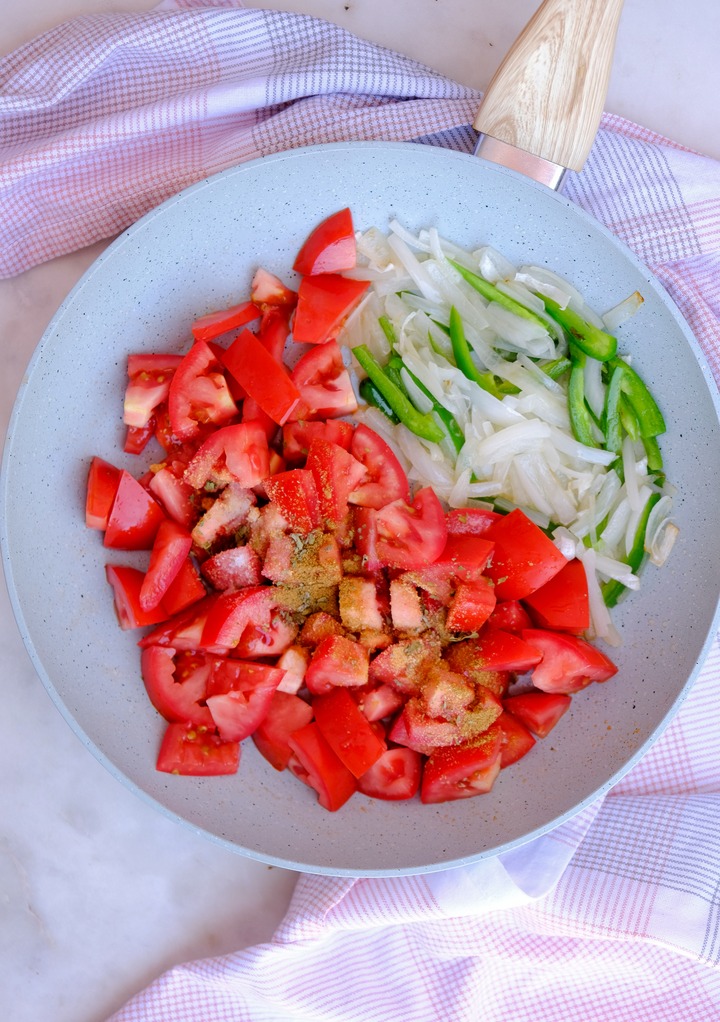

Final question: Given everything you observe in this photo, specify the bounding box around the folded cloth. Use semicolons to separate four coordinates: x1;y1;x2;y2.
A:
4;3;720;1019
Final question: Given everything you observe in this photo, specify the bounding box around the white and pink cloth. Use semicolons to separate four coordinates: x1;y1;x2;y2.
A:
3;3;720;1019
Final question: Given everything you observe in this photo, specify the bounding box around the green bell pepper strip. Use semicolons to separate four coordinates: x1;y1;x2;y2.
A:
642;435;664;476
449;260;559;339
358;376;400;424
378;314;397;347
540;295;617;362
602;491;662;608
449;306;512;401
567;352;599;449
352;344;445;444
608;356;666;438
540;356;571;380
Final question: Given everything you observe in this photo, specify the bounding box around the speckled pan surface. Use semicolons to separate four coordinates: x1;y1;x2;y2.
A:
3;142;720;876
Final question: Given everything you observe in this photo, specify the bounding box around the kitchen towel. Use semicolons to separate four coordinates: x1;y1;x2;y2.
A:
3;3;720;1020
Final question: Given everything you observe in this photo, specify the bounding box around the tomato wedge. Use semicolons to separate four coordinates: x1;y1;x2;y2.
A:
123;353;183;429
522;629;618;693
496;710;536;767
503;691;572;738
420;725;503;804
374;487;447;569
263;468;321;534
347;423;410;509
86;457;121;530
305;437;368;526
484;509;568;601
445;578;497;633
282;419;354;465
287;722;357;811
357;747;422;801
205;659;285;742
139;519;193;612
222;328;301;426
184;422;271;490
251;267;297;308
289;340;358;420
305;634;370;694
104;470;165;550
292;274;370;345
141;646;215;727
191;300;259;342
522;558;590;633
252;690;314;771
293;208;357;276
156;722;239;776
105;564;169;629
313;687;386;778
167;339;238;441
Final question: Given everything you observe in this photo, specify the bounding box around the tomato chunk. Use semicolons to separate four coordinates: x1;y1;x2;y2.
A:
496;710;536;767
168;339;238;441
293;208;357;276
292;274;370;345
105;565;169;629
223;328;301;426
104;470;165;550
289;340;358;420
156;722;239;776
522;558;590;633
503;691;572;738
191;300;259;342
86;456;121;530
445;578;497;633
522;629;618;693
139;519;193;611
205;659;285;742
374;487;447;569
347;423;410;509
305;634;370;694
252;690;314;771
263;468;321;534
141;646;215;727
420;726;503;804
313;687;386;778
184;422;271;490
357;747;422;801
287;722;357;811
484;509;568;601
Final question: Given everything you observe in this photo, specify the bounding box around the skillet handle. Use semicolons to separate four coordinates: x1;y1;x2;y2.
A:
473;0;624;174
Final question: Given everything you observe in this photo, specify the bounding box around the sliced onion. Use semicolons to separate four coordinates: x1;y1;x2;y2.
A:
602;291;644;332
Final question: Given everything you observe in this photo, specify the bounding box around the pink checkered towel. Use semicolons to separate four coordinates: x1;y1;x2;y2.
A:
4;3;720;1020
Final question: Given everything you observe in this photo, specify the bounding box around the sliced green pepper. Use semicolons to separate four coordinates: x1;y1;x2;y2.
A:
352;344;445;444
449;260;554;336
540;356;572;380
567;349;599;448
602;492;662;607
358;376;400;423
608;356;666;438
448;306;516;401
540;295;617;362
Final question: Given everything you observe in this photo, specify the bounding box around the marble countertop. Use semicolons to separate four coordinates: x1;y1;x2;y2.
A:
1;3;718;1020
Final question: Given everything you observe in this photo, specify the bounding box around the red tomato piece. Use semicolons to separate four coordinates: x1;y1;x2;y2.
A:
484;509;568;601
205;659;285;742
223;328;301;426
357;747;422;801
263;468;321;534
293;208;357;276
287;722;357;811
86;456;121;530
139;519;193;611
156;722;240;776
103;470;165;550
313;687;386;778
124;353;183;429
141;646;215;727
200;546;262;591
289;340;358;420
139;596;222;653
105;565;169;629
184;422;271;490
305;634;370;694
124;419;157;455
420;725;503;804
147;461;197;529
496;710;536;767
503;691;572;738
201;586;278;649
522;558;590;633
434;534;495;582
168;339;238;441
191;300;259;342
448;630;543;673
353;682;405;723
251;267;297;308
241;396;279;444
374;487;447;569
282;419;354;465
445;578;497;633
257;306;293;363
487;600;533;635
346;423;410;509
292;274;370;345
445;506;501;535
305;437;368;526
299;611;345;648
522;629;619;693
252;690;314;771
191;482;256;551
160;557;207;616
352;506;382;573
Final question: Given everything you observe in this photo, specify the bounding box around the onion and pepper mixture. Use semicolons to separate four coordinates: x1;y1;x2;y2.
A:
85;208;676;810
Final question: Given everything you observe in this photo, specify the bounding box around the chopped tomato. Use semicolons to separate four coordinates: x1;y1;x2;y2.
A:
299;611;345;648
313;687;386;778
305;634;370;694
205;658;285;742
139;596;221;653
200;546;262;591
86;456;121;530
289;340;358;420
147;461;197;529
420;726;503;804
522;559;590;633
484;509;568;601
141;646;215;726
434;534;495;581
160;557;207;616
353;682;405;723
445;578;497;633
445;507;501;535
487;600;533;635
293;208;357;276
105;564;169;629
446;630;543;674
156;722;239;776
263;468;321;534
191;300;259;342
503;691;572;738
292;273;370;345
374;487;447;569
167;339;238;442
305;437;368;526
522;629;618;693
201;586;280;649
223;328;301;426
282;419;354;464
139;519;193;611
287;722;357;811
257;306;293;363
357;747;422;801
124;419;157;455
191;482;256;551
103;470;165;550
496;710;536;767
252;690;314;770
184;422;271;490
347;423;410;509
250;267;297;308
123;353;183;429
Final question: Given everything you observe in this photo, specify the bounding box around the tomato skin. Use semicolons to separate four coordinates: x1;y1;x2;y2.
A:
184;422;271;490
191;300;259;342
293;208;357;276
205;659;285;743
420;725;503;804
287;721;357;811
105;564;169;629
160;557;207;616
139;519;193;611
141;646;215;727
292;274;370;345
103;470;166;550
222;328;301;426
503;691;572;738
313;687;386;778
289;340;358;420
375;487;447;569
86;457;121;530
282;419;354;465
487;600;533;635
252;690;314;771
522;559;590;633
522;629;618;694
496;710;536;767
168;339;239;442
156;722;240;776
347;423;410;510
484;509;568;601
357;747;422;801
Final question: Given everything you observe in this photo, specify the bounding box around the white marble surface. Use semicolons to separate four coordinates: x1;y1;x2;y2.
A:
1;3;718;1020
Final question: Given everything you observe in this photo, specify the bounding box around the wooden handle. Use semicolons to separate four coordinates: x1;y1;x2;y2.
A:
473;0;624;171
